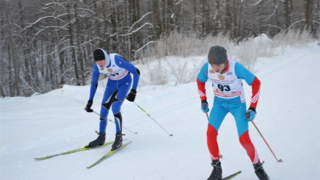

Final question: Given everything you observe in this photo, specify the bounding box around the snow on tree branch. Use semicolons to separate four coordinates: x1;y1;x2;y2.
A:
121;23;153;36
134;41;156;53
128;12;153;33
21;16;66;31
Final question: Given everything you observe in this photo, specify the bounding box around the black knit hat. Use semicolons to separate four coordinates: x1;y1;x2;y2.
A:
93;49;105;61
208;46;228;65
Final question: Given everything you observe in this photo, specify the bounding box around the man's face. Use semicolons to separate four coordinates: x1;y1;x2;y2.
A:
210;63;225;73
96;59;106;67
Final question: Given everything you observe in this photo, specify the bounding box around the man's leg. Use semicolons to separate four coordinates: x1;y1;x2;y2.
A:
207;101;228;180
207;101;228;160
111;80;131;133
230;102;260;163
85;86;118;148
99;86;118;134
110;79;131;150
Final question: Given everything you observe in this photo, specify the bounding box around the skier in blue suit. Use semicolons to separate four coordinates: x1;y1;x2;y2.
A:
84;48;140;150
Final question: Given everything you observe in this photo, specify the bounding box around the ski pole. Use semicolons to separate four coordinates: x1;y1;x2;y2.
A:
251;121;283;162
133;102;173;136
93;110;138;134
71;98;137;134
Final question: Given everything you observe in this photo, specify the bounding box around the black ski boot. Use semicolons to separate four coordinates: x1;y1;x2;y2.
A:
254;161;270;180
207;160;222;180
111;132;123;151
85;133;106;148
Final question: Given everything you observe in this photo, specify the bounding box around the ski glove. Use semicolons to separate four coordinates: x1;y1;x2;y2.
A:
85;100;93;112
126;89;136;102
201;100;209;113
245;107;256;121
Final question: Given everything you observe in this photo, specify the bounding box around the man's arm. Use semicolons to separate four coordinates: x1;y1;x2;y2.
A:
197;63;209;101
235;62;261;110
89;64;100;100
114;55;140;90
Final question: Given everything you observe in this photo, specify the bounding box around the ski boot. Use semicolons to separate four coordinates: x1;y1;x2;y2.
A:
207;160;222;180
85;133;105;148
111;132;123;151
253;161;270;180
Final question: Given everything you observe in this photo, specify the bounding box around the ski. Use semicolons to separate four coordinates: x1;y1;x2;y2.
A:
87;141;132;169
34;141;114;160
222;171;241;180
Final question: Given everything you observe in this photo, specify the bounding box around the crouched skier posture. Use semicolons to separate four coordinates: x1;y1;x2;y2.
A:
84;48;140;151
197;46;269;180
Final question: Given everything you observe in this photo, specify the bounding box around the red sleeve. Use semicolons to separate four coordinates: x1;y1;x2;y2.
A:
197;78;207;101
250;77;261;109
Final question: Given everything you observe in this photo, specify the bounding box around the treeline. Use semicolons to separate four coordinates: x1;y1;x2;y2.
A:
0;0;319;97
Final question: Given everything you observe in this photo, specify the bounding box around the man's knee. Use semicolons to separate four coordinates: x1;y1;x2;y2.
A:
207;124;218;138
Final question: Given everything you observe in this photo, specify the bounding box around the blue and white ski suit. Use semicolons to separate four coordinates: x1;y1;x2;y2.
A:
89;53;140;134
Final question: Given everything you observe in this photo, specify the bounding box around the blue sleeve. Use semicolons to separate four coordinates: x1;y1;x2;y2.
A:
89;64;100;100
197;62;209;83
114;55;140;90
234;62;256;85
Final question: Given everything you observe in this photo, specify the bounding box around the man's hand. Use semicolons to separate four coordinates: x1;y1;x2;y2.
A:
85;100;93;112
126;89;136;102
201;100;209;113
245;107;256;121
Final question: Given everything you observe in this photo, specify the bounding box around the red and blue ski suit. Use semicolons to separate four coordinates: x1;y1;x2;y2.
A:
197;60;261;164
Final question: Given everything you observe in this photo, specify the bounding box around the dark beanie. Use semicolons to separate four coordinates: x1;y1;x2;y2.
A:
208;46;227;65
93;49;105;61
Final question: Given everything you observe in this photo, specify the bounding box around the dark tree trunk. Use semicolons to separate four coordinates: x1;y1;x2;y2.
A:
74;1;85;85
283;0;291;30
4;0;20;96
305;0;313;31
67;0;80;85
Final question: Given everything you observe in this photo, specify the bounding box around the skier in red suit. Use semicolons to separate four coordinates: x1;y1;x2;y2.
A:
197;46;269;180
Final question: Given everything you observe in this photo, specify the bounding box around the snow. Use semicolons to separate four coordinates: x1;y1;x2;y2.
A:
253;34;272;44
1;43;320;180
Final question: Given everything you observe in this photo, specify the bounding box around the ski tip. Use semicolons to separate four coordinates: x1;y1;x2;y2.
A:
222;171;242;180
170;134;173;136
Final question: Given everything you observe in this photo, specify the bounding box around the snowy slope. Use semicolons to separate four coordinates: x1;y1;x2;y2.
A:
0;43;319;180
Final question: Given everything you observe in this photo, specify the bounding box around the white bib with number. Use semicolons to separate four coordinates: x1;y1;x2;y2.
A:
207;60;245;102
97;53;128;80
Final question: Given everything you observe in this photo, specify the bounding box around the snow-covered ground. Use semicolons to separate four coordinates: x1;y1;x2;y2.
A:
1;42;319;180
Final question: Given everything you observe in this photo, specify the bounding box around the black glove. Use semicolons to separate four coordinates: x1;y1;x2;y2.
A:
201;100;209;113
245;107;256;121
85;100;93;112
126;89;136;102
